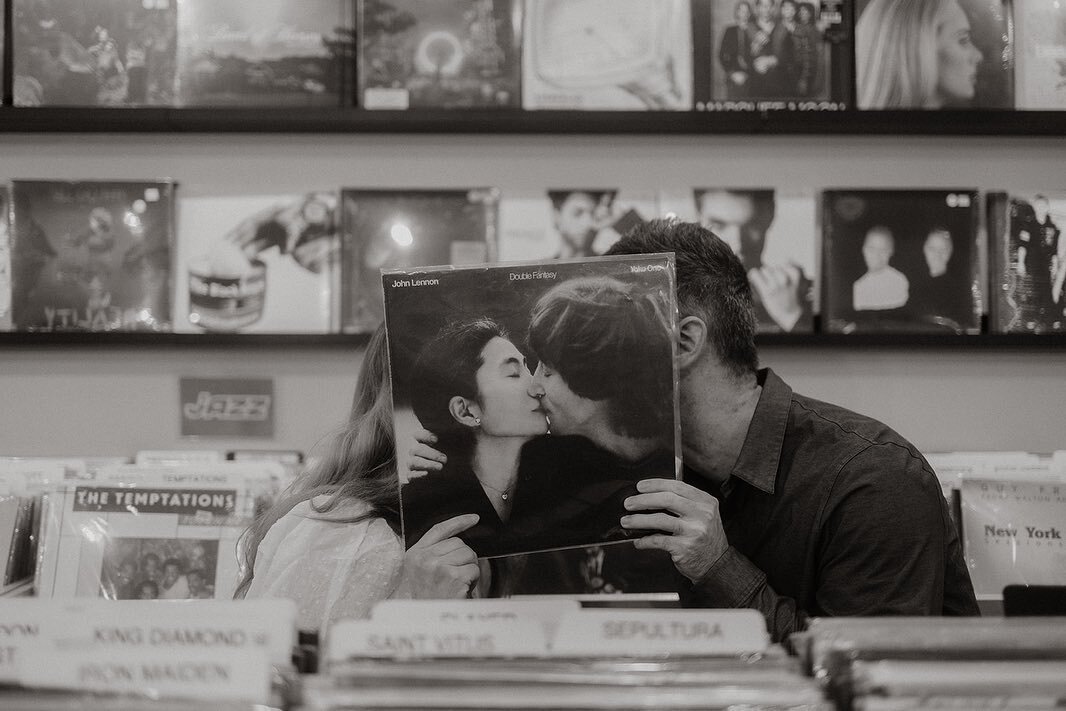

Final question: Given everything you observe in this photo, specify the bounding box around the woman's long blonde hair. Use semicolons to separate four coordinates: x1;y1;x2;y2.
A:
233;325;399;598
856;0;955;109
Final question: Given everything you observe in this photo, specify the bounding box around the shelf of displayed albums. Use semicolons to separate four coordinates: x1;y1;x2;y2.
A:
2;106;1066;136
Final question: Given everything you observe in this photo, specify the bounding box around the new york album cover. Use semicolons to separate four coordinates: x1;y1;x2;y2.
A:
987;192;1066;333
383;254;681;560
9;181;174;332
340;189;498;334
174;193;339;333
854;0;1013;110
822;190;981;334
12;0;177;106
176;0;354;107
498;190;658;262
695;0;852;111
359;0;522;109
660;188;817;332
522;0;693;110
1014;3;1066;109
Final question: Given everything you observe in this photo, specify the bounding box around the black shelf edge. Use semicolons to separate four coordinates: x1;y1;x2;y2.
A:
756;332;1066;348
1;107;1065;136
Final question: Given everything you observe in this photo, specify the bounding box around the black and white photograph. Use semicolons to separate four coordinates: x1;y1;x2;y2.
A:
340;189;497;334
9;181;174;332
359;0;522;110
522;0;693;111
699;0;851;110
383;255;681;561
660;188;817;333
97;537;219;600
12;0;177;106
988;192;1066;333
855;0;1013;109
822;190;981;334
1013;3;1066;109
176;0;354;107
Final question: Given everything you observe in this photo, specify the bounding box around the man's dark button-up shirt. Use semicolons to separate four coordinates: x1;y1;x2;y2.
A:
681;368;979;641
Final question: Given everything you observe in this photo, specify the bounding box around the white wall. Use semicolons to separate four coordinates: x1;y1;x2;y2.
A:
1;131;1064;457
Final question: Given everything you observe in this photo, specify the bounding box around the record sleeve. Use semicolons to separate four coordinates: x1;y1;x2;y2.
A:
176;0;355;107
498;190;658;262
359;0;522;110
9;181;174;332
340;189;498;334
175;193;339;333
383;254;681;561
1014;2;1066;109
987;191;1066;333
854;0;1013;110
696;0;852;111
522;0;693;111
661;188;817;332
0;186;11;331
821;190;981;334
11;0;177;106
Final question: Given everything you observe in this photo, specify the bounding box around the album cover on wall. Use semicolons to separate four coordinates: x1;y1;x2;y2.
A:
9;181;174;332
854;0;1013;110
695;0;852;111
987;192;1066;333
522;0;693;111
661;188;817;332
359;0;522;109
175;193;339;333
383;254;681;560
176;0;354;107
1013;3;1066;109
0;187;11;332
498;190;658;262
340;189;498;334
11;0;177;106
822;190;981;334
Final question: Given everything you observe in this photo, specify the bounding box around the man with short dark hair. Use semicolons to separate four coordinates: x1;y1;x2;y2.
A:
609;220;979;641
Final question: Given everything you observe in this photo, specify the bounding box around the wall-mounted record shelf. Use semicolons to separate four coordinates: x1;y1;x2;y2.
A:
0;107;1064;136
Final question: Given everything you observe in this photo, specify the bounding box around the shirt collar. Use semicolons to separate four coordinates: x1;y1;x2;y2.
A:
729;368;791;495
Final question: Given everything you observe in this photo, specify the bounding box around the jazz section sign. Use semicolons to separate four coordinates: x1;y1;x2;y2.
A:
180;377;274;438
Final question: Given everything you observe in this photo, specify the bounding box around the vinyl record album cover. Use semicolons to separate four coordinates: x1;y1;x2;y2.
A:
855;0;1013;110
360;0;522;109
987;192;1066;333
660;188;817;332
9;181;174;332
340;189;498;334
176;0;354;107
697;0;852;111
383;254;681;560
822;190;981;334
12;0;177;106
522;0;693;110
175;193;339;333
0;187;11;331
1014;2;1066;109
498;190;658;262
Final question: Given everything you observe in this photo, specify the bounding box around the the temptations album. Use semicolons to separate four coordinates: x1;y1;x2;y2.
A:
987;191;1066;333
340;189;498;334
660;188;818;332
522;0;693;111
359;0;522;110
498;190;658;262
11;0;177;106
0;186;11;331
1014;3;1066;109
383;254;681;561
822;190;981;334
9;180;174;332
854;0;1013;109
695;0;852;111
174;193;339;333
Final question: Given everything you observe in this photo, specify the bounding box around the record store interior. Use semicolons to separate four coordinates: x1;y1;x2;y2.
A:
1;1;1066;710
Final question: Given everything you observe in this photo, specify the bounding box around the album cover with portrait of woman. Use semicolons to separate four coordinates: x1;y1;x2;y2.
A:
382;254;682;566
822;190;981;334
359;0;522;109
1013;3;1066;109
854;0;1013;110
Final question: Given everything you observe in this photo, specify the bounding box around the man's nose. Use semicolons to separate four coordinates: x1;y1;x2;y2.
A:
528;381;544;398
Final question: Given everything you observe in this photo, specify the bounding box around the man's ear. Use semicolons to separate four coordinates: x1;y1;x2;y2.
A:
448;396;482;429
677;315;709;370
